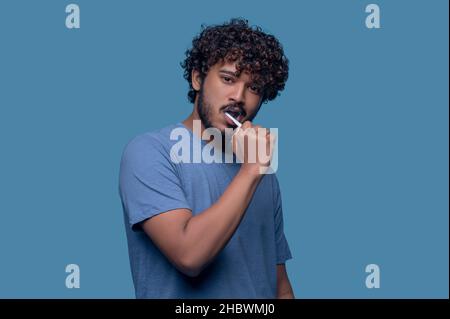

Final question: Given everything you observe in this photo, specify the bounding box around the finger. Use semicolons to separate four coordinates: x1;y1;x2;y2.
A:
241;121;252;129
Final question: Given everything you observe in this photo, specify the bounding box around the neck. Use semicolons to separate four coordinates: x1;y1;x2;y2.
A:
182;110;204;139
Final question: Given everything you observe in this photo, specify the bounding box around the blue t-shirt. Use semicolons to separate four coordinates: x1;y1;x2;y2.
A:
119;123;292;298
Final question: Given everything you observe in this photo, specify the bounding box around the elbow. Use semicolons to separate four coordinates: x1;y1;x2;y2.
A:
176;255;203;278
180;267;202;278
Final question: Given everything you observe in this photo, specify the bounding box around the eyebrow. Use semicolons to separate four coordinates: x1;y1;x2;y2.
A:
218;69;260;88
219;69;239;77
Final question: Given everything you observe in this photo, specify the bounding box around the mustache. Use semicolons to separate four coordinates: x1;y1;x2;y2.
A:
221;103;246;117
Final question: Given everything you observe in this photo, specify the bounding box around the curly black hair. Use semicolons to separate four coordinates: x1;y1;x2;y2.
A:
181;18;289;104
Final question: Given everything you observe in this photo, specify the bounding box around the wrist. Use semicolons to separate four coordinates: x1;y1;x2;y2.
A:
238;164;264;181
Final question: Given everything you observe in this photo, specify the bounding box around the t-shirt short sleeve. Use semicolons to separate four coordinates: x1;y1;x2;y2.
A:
119;134;191;231
273;176;293;264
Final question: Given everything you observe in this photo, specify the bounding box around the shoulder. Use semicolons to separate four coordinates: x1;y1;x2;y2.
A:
121;123;185;168
264;173;282;203
256;173;282;201
263;173;281;192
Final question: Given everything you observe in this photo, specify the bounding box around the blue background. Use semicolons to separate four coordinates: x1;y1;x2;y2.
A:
0;0;448;298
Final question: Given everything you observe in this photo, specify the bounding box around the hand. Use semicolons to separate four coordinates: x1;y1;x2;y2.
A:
232;121;276;176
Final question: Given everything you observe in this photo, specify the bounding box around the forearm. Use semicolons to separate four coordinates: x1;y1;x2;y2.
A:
180;168;262;273
277;290;295;299
277;278;295;299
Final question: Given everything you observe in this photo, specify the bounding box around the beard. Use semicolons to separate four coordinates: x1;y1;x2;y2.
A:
197;88;234;148
196;86;261;149
197;86;214;130
197;86;258;131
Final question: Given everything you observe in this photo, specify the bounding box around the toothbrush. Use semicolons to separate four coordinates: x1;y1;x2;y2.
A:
225;112;242;129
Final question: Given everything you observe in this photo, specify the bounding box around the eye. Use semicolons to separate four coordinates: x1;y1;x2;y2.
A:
222;76;234;84
248;85;261;94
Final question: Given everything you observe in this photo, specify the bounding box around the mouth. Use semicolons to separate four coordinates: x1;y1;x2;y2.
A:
223;108;244;127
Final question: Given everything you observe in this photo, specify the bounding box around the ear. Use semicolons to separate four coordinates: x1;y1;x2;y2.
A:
191;69;202;91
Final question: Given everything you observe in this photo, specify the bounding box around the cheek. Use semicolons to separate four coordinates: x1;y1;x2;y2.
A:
203;82;227;110
246;96;262;113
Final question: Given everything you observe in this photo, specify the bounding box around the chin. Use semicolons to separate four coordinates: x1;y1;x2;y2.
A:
213;126;227;133
208;121;226;132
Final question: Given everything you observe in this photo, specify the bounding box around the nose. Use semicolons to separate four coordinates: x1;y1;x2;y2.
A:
229;83;246;104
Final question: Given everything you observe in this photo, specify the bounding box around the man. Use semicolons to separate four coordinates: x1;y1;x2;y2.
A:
119;18;294;298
